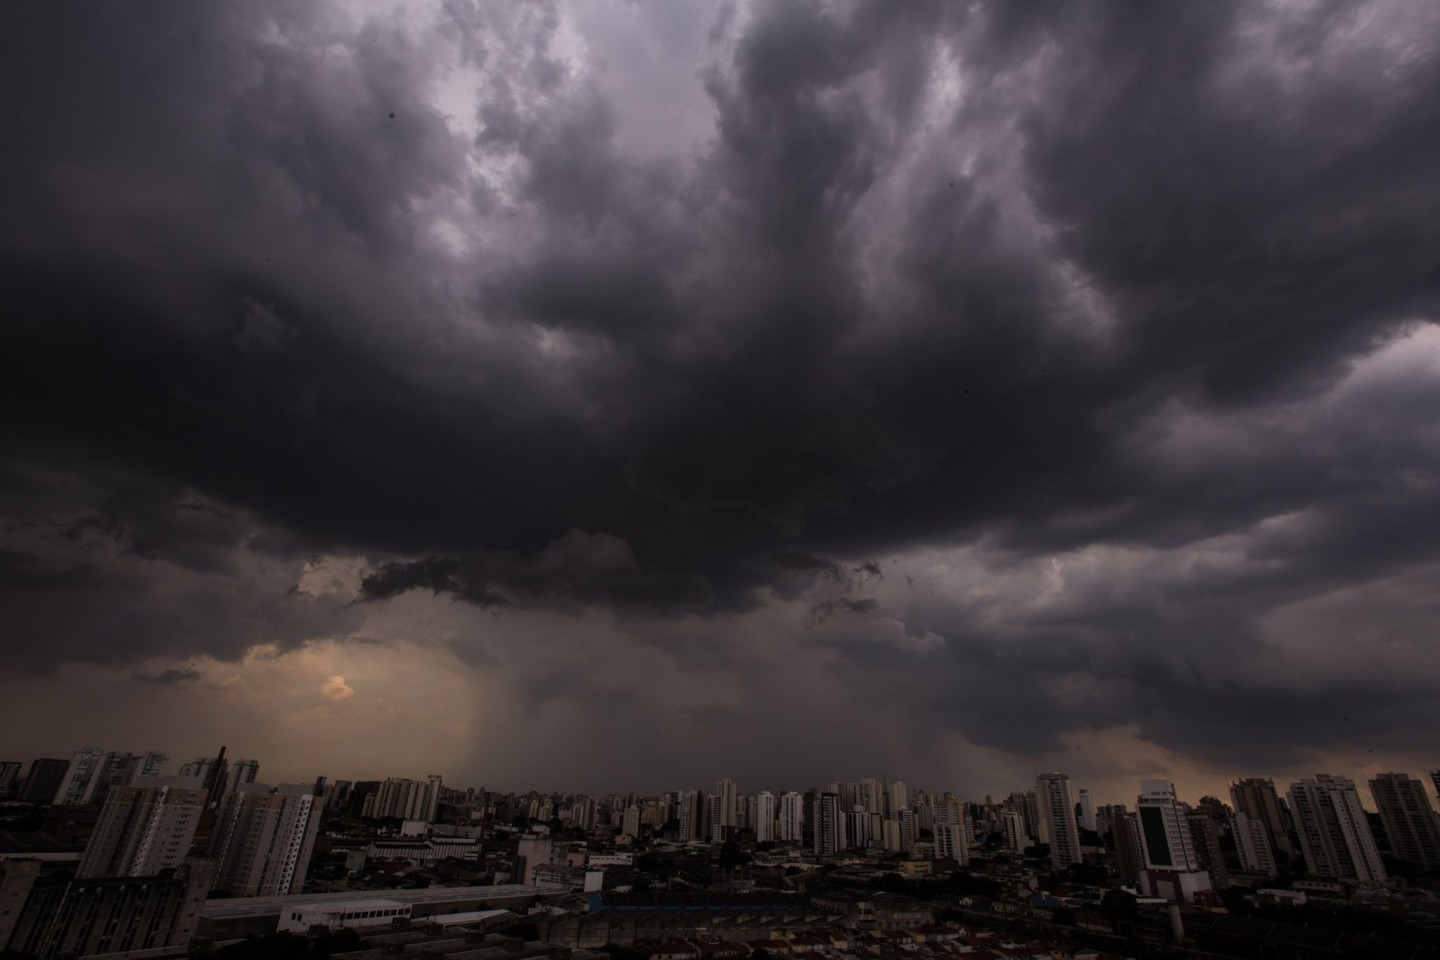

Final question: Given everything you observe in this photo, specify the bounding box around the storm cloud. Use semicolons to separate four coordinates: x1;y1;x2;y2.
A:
2;0;1438;793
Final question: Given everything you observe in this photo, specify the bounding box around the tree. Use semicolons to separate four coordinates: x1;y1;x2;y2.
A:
1100;888;1138;926
717;840;746;871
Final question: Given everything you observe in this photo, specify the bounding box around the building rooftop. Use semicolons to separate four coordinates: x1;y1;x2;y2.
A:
202;884;542;920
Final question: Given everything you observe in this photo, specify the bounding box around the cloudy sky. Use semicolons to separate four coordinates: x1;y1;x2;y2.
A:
3;0;1438;805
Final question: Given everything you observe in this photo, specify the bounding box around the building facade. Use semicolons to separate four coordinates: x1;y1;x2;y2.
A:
209;783;325;896
1035;773;1080;871
1368;773;1440;871
1287;774;1387;884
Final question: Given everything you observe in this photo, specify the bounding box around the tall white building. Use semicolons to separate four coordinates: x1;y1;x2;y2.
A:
1369;773;1440;871
935;822;969;865
754;791;776;842
367;776;443;821
1287;775;1386;884
778;791;805;843
78;780;207;878
209;783;325;896
1035;773;1081;870
710;778;737;842
1136;780;1200;871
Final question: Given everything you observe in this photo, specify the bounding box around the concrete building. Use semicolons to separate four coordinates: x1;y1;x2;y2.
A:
1137;781;1199;872
753;791;776;843
1368;772;1440;871
1230;778;1295;858
17;759;67;805
1187;812;1229;889
1287;774;1387;884
52;747;112;807
0;762;20;799
778;791;804;843
364;775;444;821
886;780;909;819
709;779;737;842
1002;809;1027;853
78;779;208;878
0;858;211;959
1078;789;1096;832
209;783;325;896
678;790;704;842
934;822;969;865
814;793;842;856
1113;813;1144;884
1232;811;1277;877
1035;773;1081;871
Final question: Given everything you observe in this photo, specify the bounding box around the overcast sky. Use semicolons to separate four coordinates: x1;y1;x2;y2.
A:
3;0;1439;806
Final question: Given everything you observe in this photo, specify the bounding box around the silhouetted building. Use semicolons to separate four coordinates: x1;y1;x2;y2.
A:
1036;773;1080;870
209;783;325;896
0;858;211;958
1288;774;1386;884
1369;772;1440;871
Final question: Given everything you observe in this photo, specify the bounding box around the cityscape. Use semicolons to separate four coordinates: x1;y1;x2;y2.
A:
6;0;1440;959
2;746;1438;958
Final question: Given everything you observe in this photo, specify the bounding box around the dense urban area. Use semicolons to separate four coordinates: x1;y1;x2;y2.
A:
0;748;1436;960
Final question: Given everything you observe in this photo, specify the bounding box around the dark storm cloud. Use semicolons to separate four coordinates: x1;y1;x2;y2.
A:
3;0;1440;776
359;530;712;614
131;668;203;688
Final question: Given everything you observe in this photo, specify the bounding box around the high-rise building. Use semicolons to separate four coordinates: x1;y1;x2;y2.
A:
754;791;776;843
0;763;20;799
0;859;212;959
1113;813;1144;884
1078;789;1096;832
17;759;67;805
710;779;737;842
847;805;871;849
935;822;969;865
621;805;641;838
366;777;443;821
859;778;883;815
209;784;325;896
133;751;168;782
1035;773;1081;871
678;790;703;842
53;748;112;807
814;793;842;856
1229;778;1296;858
1187;813;1229;889
1231;811;1277;877
1287;775;1386;884
78;780;208;878
1137;780;1200;872
1002;809;1027;853
778;791;804;843
1368;773;1440;871
886;780;909;819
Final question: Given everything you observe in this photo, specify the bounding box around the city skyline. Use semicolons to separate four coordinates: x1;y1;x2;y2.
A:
5;2;1440;798
6;742;1437;820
